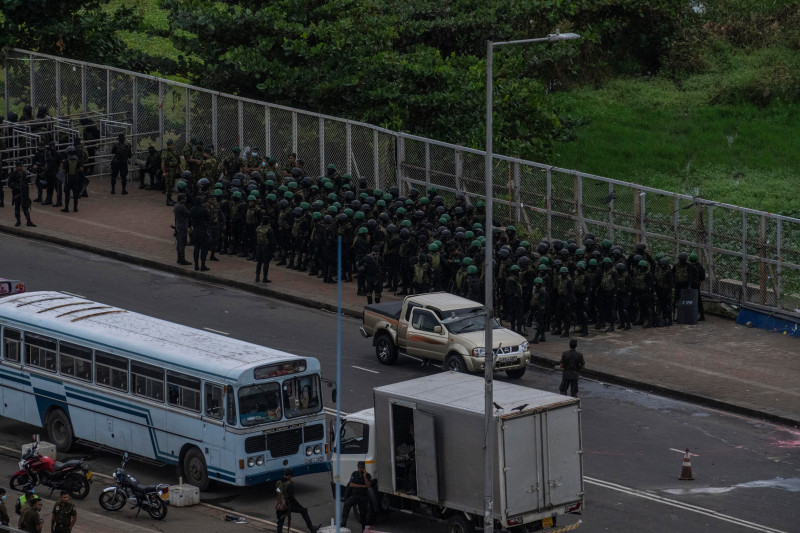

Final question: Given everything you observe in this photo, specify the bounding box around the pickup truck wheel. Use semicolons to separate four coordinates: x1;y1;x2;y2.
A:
505;366;526;379
375;334;398;365
445;514;474;533
444;354;466;373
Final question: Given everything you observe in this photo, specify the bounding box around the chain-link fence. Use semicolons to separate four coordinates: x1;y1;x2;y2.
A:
3;47;799;315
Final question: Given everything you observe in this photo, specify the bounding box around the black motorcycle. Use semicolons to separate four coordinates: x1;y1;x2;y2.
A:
10;440;91;500
98;452;169;520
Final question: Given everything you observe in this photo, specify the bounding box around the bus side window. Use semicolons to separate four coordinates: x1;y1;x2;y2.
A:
205;383;223;420
226;386;236;425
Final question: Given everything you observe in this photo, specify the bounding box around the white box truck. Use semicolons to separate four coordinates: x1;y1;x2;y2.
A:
332;373;584;532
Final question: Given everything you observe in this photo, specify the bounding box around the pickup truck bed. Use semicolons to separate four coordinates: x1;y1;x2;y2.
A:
363;301;403;322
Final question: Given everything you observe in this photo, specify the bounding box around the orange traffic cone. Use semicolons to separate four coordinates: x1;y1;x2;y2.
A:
679;448;694;480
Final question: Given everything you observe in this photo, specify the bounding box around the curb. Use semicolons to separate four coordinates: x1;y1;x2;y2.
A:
0;225;364;319
529;355;798;428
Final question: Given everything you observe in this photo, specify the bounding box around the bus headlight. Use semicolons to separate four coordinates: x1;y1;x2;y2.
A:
255;456;264;466
313;445;322;455
305;446;313;456
247;457;255;467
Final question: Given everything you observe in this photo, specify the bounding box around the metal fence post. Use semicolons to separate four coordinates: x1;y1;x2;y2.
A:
673;197;680;260
264;105;270;156
546;167;552;239
346;123;352;176
158;81;164;148
81;64;87;113
575;173;583;239
184;88;190;146
633;188;642;240
292;111;298;155
319;117;325;179
396;135;404;190
706;206;714;294
106;69;111;114
4;61;9;116
759;215;767;306
237;100;243;149
373;129;379;190
212;93;218;148
741;211;748;303
776;218;782;300
29;52;35;107
424;141;430;189
609;182;615;242
513;162;521;223
640;190;647;243
55;63;61;115
132;76;138;140
455;150;463;194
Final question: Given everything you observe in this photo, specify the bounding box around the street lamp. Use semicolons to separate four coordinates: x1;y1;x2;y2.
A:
483;30;580;532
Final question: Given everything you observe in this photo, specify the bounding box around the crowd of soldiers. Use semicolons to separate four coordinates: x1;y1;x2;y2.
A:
163;140;708;340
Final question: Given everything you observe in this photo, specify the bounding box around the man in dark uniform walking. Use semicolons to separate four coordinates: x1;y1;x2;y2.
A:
50;491;77;533
8;160;36;227
341;461;373;530
556;339;585;398
275;468;319;533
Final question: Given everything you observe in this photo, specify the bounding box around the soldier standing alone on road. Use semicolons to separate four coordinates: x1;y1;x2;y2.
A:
556;339;585;398
50;491;77;533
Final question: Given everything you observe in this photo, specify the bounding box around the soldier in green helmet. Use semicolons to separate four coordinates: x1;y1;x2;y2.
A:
255;215;276;283
161;139;180;206
529;276;548;344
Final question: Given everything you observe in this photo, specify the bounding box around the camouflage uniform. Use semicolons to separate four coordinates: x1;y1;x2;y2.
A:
161;145;180;204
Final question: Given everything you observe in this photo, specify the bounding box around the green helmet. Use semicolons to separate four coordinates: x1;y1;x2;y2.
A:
603;257;612;264
344;208;354;217
401;219;412;227
327;192;338;201
358;226;368;234
333;202;342;209
439;216;448;223
278;185;288;193
510;264;520;272
232;191;242;200
327;205;338;213
534;277;543;284
312;211;322;220
396;207;406;216
251;190;260;198
300;202;310;210
638;259;649;267
463;257;474;266
689;252;698;262
467;265;478;275
506;225;516;233
476;200;485;207
559;266;569;273
427;186;437;194
419;197;430;205
471;239;482;248
377;199;386;207
428;243;438;252
288;181;298;190
359;192;369;200
247;194;256;202
602;239;612;248
539;256;550;264
405;199;414;205
177;181;187;191
374;189;383;197
588;258;598;266
213;189;223;196
265;179;275;187
324;181;334;190
354;211;365;220
383;193;393;201
472;222;483;230
266;193;277;202
538;264;548;271
655;252;664;260
283;191;293;199
214;182;223;189
464;230;474;240
435;240;443;248
576;261;586;269
479;236;486;244
575;248;585;255
520;240;530;249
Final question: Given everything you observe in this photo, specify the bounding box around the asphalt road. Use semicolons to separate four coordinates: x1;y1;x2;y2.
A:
1;233;798;533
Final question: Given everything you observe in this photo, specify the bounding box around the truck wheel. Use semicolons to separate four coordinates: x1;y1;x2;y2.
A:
505;366;526;379
375;334;398;365
446;514;475;533
444;354;466;373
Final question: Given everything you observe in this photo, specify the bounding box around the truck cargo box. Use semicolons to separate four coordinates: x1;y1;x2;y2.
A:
372;373;583;527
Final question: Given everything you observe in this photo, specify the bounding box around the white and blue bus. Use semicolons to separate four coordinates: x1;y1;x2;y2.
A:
0;291;331;489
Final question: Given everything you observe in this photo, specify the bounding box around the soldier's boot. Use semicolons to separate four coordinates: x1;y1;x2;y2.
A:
532;330;540;344
642;317;653;329
14;216;21;227
604;324;615;333
255;274;260;283
375;296;381;303
560;323;571;338
166;195;175;206
26;219;36;227
367;295;373;305
298;255;307;272
538;331;547;343
595;321;604;330
73;198;79;212
625;322;632;330
579;325;589;337
287;256;295;269
61;204;69;213
111;185;115;195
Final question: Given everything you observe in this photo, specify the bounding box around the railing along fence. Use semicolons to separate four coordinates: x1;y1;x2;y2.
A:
3;48;799;315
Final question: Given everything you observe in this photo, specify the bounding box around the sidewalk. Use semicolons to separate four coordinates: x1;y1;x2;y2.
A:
2;176;798;426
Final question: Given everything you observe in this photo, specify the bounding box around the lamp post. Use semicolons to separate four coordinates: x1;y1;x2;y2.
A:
483;30;580;532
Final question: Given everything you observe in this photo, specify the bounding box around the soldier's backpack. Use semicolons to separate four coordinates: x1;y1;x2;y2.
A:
275;480;288;511
413;262;429;285
67;157;79;177
365;255;379;276
601;270;615;291
430;251;441;271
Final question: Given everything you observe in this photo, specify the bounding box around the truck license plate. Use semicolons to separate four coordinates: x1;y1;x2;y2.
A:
542;517;553;528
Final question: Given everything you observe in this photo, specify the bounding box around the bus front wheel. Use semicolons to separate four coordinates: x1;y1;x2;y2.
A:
182;447;209;491
45;409;74;453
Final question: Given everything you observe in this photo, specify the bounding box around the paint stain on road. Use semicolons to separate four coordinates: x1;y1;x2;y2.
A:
664;477;800;495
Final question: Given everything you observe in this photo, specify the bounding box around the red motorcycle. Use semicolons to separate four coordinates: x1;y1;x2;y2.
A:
10;439;92;500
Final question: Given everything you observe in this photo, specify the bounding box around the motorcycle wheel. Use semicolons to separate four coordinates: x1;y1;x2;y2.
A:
98;489;126;511
67;474;91;500
146;495;168;520
10;473;33;492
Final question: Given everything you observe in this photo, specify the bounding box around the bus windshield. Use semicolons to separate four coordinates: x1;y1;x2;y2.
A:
282;375;322;419
238;382;282;426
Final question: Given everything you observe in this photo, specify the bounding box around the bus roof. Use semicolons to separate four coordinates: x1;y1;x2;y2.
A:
0;291;315;382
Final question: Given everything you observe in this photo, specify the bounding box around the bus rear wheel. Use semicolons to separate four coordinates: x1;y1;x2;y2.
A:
182;447;209;491
45;409;74;453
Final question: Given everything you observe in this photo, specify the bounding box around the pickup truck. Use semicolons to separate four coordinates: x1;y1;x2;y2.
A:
359;292;530;378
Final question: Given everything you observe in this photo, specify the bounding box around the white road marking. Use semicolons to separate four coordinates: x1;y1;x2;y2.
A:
351;365;379;374
203;327;229;336
670;448;699;456
585;476;787;533
60;291;86;299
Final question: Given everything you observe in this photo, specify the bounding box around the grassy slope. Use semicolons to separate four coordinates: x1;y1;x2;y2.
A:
549;45;800;215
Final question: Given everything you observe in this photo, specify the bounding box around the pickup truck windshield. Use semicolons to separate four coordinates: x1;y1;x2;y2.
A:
441;308;501;334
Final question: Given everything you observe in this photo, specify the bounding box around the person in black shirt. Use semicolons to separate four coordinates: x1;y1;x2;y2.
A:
341;461;372;529
275;469;319;533
556;339;585;398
